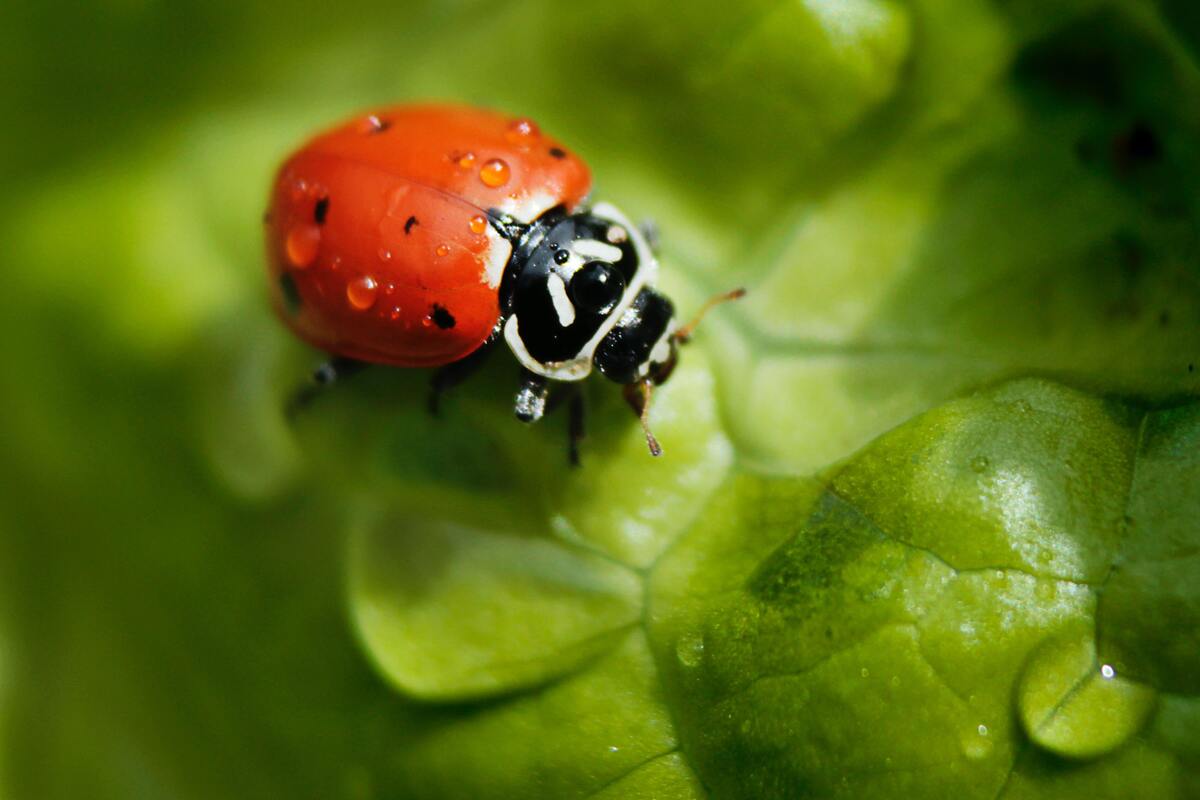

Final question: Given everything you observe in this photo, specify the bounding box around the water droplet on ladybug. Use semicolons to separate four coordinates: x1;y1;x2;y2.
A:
389;307;402;321
290;179;309;202
456;151;476;169
479;158;511;188
378;248;393;262
468;214;488;234
384;282;396;296
359;114;388;134
285;226;321;268
436;243;450;257
346;276;379;311
505;117;540;146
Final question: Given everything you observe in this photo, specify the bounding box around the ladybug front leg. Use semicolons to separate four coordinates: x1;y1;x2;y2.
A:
542;383;587;466
286;356;367;420
513;370;550;423
566;388;585;467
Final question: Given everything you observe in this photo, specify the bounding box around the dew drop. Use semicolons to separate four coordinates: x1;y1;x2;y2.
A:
505;117;540;145
970;455;990;473
455;151;476;170
346;276;379;311
468;214;488;235
1017;628;1156;759
290;179;309;202
479;158;511;188
435;243;450;257
389;306;402;321
860;667;870;678
285;226;321;268
675;634;705;668
961;724;994;760
378;248;393;262
1101;664;1115;680
359;114;389;134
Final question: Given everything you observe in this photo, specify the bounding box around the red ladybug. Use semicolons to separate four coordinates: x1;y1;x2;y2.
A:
265;104;740;458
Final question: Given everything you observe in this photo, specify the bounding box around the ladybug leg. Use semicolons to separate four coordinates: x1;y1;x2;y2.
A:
513;370;550;423
543;384;586;466
428;340;497;416
286;356;367;419
567;388;586;467
638;219;661;255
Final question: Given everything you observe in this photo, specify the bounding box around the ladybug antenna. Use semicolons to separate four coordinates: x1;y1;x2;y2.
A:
485;208;529;242
623;380;662;457
673;287;746;345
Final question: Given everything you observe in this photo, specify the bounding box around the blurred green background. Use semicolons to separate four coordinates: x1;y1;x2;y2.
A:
2;0;1199;798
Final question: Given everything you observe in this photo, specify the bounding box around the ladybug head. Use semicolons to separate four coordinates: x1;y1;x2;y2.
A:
499;202;677;387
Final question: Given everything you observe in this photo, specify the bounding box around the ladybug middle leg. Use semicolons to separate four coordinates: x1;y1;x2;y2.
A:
287;356;367;420
428;338;498;416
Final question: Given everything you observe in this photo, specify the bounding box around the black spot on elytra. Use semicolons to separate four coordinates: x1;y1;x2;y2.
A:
314;196;329;225
548;147;566;159
279;272;301;313
405;215;419;234
431;304;455;329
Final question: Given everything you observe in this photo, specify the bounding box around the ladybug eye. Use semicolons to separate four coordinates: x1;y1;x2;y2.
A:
569;261;626;315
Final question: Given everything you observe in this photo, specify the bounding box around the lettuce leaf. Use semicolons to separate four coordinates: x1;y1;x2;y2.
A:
1;0;1198;797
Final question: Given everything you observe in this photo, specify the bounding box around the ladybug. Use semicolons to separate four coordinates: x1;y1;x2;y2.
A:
265;104;741;459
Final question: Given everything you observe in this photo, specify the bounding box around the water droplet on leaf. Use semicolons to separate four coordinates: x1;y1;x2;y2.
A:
675;634;704;668
1017;628;1155;759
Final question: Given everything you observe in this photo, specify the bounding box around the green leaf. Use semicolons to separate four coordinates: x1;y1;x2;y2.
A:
648;380;1197;798
349;514;642;700
385;631;684;799
3;0;1200;798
